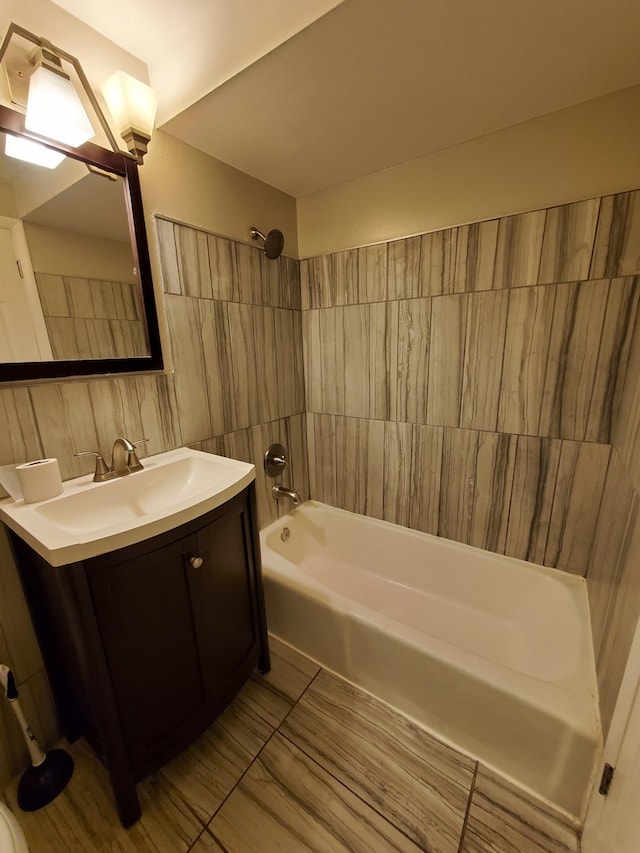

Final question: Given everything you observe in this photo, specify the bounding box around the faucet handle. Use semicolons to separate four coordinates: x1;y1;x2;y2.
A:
127;438;149;473
74;451;115;482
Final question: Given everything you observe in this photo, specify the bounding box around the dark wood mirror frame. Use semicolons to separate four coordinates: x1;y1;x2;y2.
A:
0;103;163;382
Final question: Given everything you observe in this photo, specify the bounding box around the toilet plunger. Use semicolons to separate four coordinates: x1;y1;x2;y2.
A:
0;664;74;810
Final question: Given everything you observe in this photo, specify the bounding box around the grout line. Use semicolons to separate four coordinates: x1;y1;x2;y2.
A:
200;664;323;833
457;761;479;853
278;664;472;853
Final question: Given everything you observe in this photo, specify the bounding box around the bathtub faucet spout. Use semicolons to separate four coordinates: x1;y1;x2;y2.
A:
272;484;301;507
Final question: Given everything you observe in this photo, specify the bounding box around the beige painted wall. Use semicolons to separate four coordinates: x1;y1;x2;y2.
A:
142;129;298;258
23;222;136;282
297;86;640;258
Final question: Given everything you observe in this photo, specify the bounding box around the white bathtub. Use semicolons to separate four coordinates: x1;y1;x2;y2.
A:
260;501;601;819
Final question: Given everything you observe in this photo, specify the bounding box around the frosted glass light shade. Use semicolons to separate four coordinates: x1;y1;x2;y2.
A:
5;134;65;169
25;65;95;147
101;71;158;138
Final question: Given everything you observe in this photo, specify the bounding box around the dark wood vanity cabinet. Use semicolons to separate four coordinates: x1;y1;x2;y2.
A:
8;484;270;828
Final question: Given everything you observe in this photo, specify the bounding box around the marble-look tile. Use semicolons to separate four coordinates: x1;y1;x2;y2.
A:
209;733;424;853
538;198;600;284
419;227;458;296
586;450;640;736
202;415;307;528
233;241;262;305
589;275;640;442
383;421;413;527
614;362;640;490
301;250;360;309
394;298;430;424
306;413;337;508
469;431;517;553
0;387;43;473
307;414;384;520
273;307;305;419
387;234;421;300
427;293;468;426
165;293;213;445
66;276;95;318
353;416;385;520
302;308;323;414
35;273;69;316
453;219;499;292
587;451;637;658
595;501;640;736
28;382;98;480
259;250;281;308
156;217;182;295
409;423;444;535
358;242;388;302
591;190;640;279
493;209;546;289
175;222;212;299
460;766;579;853
300;255;329;309
199;299;234;436
544;441;610;574
538;279;610;441
90;279;118;319
497;285;555;436
460;289;509;432
503;436;561;566
438;427;477;543
280;254;302;311
333;414;360;513
206;233;236;302
280;669;475;853
285;412;309;507
332;248;359;305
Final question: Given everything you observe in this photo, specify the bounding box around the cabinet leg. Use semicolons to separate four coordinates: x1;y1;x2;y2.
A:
258;635;271;674
111;776;141;828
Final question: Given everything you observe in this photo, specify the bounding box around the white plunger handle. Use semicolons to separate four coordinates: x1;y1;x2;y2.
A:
0;664;46;767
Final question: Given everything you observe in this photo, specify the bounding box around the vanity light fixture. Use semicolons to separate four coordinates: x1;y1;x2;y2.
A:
4;133;65;169
0;22;157;165
101;71;158;165
25;48;94;147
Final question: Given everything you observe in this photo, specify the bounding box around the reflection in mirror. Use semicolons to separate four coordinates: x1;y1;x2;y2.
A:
0;102;162;382
0;132;147;362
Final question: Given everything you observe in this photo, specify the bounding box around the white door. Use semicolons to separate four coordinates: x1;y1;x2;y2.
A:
583;616;640;852
0;218;52;361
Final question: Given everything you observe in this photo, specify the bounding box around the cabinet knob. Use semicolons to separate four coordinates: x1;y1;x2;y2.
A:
190;556;204;569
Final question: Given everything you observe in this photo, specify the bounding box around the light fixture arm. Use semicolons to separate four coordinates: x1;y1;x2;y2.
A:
0;22;132;158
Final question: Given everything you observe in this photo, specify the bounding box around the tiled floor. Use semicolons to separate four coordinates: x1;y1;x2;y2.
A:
2;637;581;852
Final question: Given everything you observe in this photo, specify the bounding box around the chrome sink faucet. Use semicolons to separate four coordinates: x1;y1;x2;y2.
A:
75;437;148;481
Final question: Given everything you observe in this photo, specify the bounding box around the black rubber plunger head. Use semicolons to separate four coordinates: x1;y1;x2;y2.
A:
250;227;285;259
17;748;74;811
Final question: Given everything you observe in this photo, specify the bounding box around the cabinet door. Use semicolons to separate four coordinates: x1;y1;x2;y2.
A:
88;537;207;770
186;494;259;709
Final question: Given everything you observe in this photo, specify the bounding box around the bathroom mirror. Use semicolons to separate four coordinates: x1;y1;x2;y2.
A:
0;104;162;382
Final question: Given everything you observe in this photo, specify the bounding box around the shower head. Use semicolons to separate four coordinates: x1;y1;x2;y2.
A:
250;226;285;260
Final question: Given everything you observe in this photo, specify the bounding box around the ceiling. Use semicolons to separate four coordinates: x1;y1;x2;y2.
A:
54;0;640;198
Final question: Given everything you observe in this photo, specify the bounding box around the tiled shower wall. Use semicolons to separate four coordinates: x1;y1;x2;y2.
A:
0;224;306;786
302;188;640;739
301;192;640;576
588;198;640;736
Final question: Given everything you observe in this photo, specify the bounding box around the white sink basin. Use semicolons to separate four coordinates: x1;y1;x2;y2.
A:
0;448;255;566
